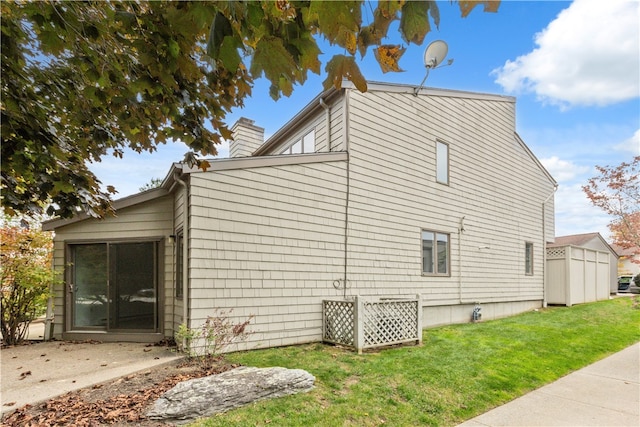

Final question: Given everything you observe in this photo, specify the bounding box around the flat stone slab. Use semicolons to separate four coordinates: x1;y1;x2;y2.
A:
146;366;315;423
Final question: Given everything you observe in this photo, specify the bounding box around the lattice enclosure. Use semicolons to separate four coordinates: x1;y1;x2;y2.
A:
362;300;419;347
547;248;566;259
323;300;355;346
323;296;422;353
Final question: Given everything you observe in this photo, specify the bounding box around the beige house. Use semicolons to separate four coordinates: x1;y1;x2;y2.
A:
43;81;557;350
611;244;640;278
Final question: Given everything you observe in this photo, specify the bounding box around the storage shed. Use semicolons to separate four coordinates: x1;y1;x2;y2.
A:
546;237;613;306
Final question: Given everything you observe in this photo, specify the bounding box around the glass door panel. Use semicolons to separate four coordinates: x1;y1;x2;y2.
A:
109;242;157;330
72;244;108;329
70;242;157;332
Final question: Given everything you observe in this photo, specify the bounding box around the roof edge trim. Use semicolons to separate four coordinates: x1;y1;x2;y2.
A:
42;187;170;231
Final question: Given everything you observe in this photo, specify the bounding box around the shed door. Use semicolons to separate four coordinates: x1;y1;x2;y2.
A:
69;242;157;332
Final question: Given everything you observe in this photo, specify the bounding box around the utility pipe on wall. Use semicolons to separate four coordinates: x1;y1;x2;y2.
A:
458;216;466;304
174;173;189;331
542;184;558;308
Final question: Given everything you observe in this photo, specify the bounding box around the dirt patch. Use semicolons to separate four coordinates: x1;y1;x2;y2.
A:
1;357;240;426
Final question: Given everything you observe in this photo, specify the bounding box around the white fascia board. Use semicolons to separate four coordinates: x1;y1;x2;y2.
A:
180;151;348;174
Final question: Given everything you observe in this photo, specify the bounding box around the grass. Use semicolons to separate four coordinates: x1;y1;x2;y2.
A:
193;297;640;427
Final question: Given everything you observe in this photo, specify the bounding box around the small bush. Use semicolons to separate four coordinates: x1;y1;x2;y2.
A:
175;309;254;362
1;222;57;345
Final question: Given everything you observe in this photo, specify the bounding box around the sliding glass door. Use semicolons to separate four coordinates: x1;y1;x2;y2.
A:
70;242;158;332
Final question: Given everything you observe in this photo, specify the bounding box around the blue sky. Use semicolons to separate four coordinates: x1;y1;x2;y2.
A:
90;0;640;242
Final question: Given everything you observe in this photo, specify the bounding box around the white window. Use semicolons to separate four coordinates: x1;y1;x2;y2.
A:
291;140;302;154
280;129;315;155
525;242;533;275
303;129;315;153
436;140;449;184
422;230;449;275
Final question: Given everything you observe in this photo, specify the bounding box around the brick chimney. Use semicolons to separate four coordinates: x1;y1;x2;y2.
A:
230;117;265;158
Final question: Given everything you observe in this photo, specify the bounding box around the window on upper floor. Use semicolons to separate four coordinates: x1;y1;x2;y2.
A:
280;129;316;155
436;140;449;185
525;242;534;275
422;230;449;276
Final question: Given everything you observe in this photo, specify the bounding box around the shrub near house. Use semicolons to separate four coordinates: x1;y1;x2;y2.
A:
0;222;55;345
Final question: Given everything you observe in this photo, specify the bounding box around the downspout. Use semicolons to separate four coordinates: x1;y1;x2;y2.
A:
458;216;466;303
542;184;558;308
319;98;331;152
343;92;351;296
44;274;55;341
174;173;189;331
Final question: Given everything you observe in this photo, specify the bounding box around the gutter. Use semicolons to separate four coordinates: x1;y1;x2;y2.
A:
542;184;558;307
174;173;189;333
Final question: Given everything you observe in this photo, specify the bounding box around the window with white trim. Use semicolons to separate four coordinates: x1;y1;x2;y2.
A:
525;242;533;275
422;230;449;275
436;140;449;184
280;129;315;154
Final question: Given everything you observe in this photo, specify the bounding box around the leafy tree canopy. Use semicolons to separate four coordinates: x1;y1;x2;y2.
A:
583;156;640;256
139;177;164;192
1;0;499;219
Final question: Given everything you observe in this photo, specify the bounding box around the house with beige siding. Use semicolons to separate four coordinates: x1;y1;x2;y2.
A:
43;81;557;350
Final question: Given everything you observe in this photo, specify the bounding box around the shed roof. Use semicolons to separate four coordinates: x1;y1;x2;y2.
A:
549;232;617;257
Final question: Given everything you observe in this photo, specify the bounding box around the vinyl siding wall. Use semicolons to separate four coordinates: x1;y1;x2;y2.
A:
49;196;174;339
187;158;348;350
343;88;555;312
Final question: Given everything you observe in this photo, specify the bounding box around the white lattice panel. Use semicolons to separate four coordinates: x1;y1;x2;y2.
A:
362;300;418;347
323;300;355;346
323;296;421;352
547;248;566;259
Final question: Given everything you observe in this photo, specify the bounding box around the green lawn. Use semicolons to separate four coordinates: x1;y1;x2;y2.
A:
193;297;640;427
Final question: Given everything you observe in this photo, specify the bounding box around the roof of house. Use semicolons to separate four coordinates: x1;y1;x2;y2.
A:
610;243;639;257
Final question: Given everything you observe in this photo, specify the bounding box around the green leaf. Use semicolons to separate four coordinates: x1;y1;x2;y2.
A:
219;36;242;71
167;39;180;58
400;1;431;45
207;12;233;61
308;1;362;46
250;37;297;99
289;34;322;74
323;55;367;92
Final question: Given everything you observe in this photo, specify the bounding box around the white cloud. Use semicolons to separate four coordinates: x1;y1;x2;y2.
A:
554;182;612;240
541;156;589;182
493;0;640;108
614;129;640;154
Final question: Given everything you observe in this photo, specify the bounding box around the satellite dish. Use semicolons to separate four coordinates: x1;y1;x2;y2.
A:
423;40;448;69
413;40;453;96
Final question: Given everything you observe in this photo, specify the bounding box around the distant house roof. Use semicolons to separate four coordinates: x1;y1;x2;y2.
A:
549;232;617;257
610;243;639;257
550;232;602;247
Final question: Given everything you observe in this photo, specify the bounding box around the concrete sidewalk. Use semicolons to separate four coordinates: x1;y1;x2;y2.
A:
1;340;181;414
459;343;640;426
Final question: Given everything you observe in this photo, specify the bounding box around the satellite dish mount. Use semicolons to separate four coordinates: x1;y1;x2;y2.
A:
413;40;453;96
